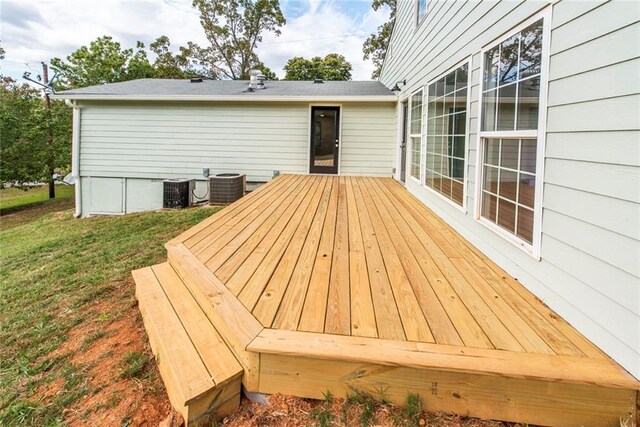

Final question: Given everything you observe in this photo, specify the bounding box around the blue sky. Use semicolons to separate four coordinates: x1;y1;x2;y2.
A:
0;0;390;82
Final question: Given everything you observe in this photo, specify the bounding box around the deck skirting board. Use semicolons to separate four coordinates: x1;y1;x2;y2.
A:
258;353;636;427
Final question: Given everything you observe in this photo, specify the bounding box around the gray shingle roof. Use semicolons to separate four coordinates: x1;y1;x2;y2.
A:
54;79;396;100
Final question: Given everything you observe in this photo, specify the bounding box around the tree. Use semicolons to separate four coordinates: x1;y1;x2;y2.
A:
190;0;286;79
0;77;71;189
363;0;396;79
51;36;155;88
256;63;278;80
283;53;352;81
150;36;199;79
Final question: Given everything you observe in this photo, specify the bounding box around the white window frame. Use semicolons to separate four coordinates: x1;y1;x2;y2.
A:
474;7;552;259
423;57;472;213
408;88;424;184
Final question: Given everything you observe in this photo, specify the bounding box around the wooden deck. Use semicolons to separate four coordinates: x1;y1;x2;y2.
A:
140;174;638;426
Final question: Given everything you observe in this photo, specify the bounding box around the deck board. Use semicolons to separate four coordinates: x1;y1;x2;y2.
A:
182;175;613;358
155;174;638;425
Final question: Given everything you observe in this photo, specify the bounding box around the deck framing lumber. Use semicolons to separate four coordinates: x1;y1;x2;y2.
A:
258;353;636;427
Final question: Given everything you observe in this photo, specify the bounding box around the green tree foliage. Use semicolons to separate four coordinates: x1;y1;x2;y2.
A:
150;36;199;79
256;63;278;80
51;36;155;88
51;35;199;88
190;0;286;79
0;77;71;188
362;0;396;79
283;53;352;81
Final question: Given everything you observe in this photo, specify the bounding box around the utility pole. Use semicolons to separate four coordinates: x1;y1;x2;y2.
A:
42;62;55;199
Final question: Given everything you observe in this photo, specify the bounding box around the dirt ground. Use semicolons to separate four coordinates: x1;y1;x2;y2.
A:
31;278;172;426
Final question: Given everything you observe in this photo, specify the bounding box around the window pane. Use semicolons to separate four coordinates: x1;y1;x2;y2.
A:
517;77;540;130
427;100;437;120
484;138;500;166
410;91;423;134
484;47;499;90
483;165;499;194
482;192;497;221
500;139;519;170
441;177;452;198
417;0;427;23
454;87;467;111
455;64;468;91
452;135;465;158
499;169;518;200
520;139;537;173
519;19;543;79
411;136;421;179
497;199;517;234
436;79;445;97
452;180;464;205
451;158;465;180
517;207;534;243
497;83;517;131
499;34;519;85
519;173;536;208
482;88;497;131
445;71;456;95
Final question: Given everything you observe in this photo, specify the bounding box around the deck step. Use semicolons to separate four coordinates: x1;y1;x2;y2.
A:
133;263;243;425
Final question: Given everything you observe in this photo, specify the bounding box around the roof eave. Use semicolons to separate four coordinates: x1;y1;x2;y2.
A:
50;94;398;102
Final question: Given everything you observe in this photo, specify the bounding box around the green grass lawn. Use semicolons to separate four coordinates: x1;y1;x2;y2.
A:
0;199;220;425
0;185;74;212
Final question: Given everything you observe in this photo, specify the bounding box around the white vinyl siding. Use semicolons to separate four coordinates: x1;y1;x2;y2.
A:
79;102;309;182
78;101;396;182
340;102;396;176
380;0;640;379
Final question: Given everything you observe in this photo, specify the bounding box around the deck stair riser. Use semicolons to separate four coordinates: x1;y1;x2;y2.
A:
166;243;263;391
133;263;243;425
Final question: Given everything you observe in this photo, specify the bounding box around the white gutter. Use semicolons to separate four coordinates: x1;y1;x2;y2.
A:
68;100;82;218
51;94;397;102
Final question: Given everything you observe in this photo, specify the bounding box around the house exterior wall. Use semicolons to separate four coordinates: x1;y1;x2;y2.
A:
380;0;640;379
75;100;396;216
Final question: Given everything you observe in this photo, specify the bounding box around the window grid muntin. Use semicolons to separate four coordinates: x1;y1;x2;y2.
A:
425;63;468;206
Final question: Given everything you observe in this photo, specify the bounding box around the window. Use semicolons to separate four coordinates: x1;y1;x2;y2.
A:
425;63;469;206
409;90;423;180
481;138;537;243
417;0;427;25
478;16;546;250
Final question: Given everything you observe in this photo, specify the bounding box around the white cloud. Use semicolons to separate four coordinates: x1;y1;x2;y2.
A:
0;0;389;81
257;0;389;79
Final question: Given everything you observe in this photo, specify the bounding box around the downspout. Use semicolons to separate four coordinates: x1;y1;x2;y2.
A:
68;100;82;218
